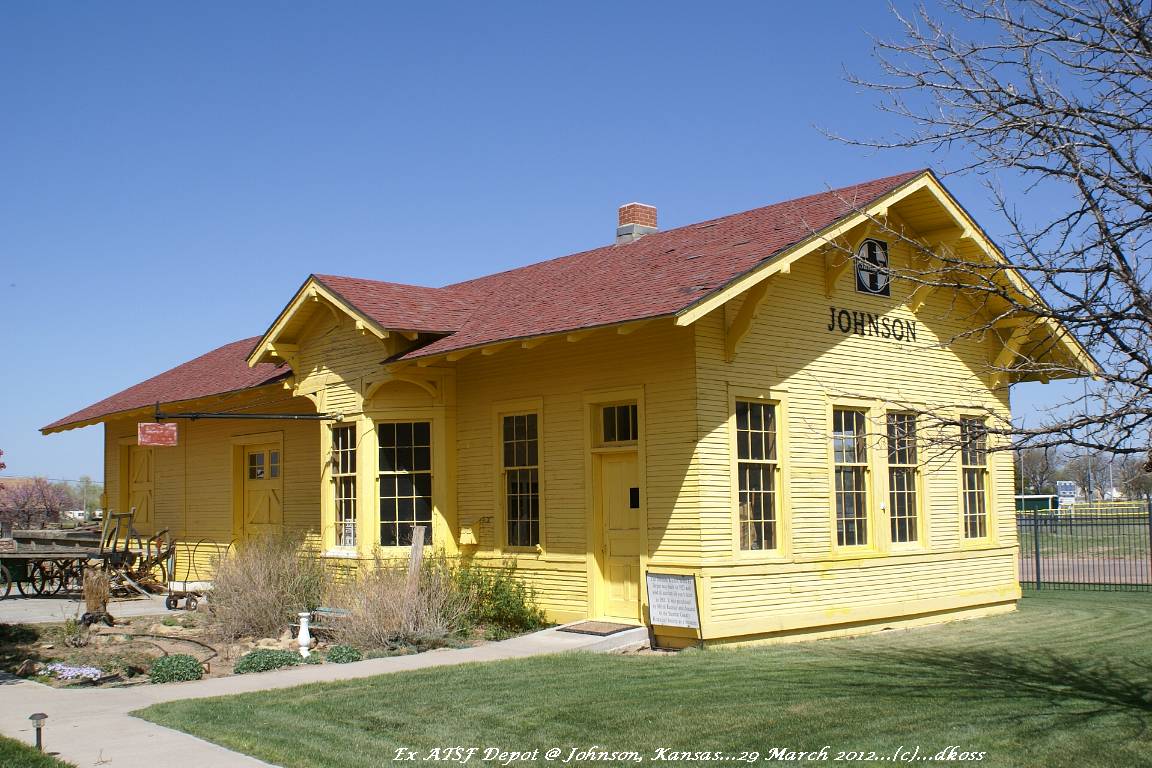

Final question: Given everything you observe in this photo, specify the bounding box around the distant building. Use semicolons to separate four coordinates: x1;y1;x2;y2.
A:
1057;480;1080;507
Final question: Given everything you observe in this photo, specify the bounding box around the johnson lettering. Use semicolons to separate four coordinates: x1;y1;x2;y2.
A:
827;306;918;343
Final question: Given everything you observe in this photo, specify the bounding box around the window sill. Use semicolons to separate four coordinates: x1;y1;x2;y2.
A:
826;547;885;561
322;549;361;559
734;550;790;563
501;546;544;556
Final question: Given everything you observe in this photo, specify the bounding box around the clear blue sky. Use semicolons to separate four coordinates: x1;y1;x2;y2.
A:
1;1;1064;482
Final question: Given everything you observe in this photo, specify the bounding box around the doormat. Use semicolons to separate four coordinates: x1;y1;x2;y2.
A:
558;621;639;636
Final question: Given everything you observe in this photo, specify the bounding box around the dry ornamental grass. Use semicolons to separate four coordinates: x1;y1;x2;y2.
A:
208;533;327;642
325;553;474;652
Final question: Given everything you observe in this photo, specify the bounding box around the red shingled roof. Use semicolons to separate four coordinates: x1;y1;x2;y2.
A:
42;337;290;432
45;170;924;432
406;170;924;358
313;275;475;333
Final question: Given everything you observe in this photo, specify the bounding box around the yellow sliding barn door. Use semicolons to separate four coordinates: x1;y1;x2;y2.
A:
598;452;642;622
128;446;154;530
240;444;284;541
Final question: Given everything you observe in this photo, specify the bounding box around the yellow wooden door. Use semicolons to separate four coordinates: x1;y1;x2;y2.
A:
240;445;283;541
128;446;154;530
599;452;642;622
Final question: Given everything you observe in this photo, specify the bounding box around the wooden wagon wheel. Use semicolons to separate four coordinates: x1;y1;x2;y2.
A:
61;561;85;593
28;561;65;596
131;555;169;588
0;564;11;600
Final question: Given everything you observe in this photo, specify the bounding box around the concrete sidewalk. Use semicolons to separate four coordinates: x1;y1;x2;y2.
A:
0;594;169;625
0;623;647;768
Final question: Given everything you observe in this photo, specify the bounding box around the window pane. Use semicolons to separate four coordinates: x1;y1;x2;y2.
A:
886;414;917;544
736;401;779;551
413;446;431;472
506;467;541;547
889;467;917;543
501;413;541;548
332;426;357;546
601;404;638;443
833;410;869;547
963;467;988;539
960;419;989;539
378;421;433;547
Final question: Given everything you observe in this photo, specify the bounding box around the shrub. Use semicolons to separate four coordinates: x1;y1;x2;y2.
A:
302;652;324;665
326;644;362;664
456;562;548;636
233;649;301;675
208;533;327;641
149;654;203;683
326;552;473;653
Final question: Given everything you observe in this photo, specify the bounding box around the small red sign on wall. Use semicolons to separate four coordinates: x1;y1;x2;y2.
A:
138;422;178;447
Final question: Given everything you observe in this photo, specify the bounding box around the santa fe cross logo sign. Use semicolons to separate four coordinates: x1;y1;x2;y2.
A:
855;238;890;296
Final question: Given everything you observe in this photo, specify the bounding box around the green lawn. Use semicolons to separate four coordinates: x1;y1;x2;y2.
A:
137;591;1152;768
0;735;73;768
1018;524;1150;559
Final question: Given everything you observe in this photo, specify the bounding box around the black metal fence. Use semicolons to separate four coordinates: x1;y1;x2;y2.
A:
1017;503;1152;591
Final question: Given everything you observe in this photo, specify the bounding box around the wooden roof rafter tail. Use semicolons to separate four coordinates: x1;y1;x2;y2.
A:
672;170;1100;378
899;177;1100;377
382;315;679;370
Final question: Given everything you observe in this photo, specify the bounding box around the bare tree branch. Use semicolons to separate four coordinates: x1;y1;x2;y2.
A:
832;0;1152;468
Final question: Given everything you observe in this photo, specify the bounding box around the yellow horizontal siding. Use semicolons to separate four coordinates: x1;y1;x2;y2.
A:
455;320;699;617
689;234;1019;638
103;389;322;578
707;550;1019;624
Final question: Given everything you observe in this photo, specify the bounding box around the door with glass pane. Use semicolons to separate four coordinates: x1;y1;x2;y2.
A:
240;444;283;541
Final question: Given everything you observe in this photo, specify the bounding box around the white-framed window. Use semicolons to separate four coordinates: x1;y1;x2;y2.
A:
378;421;433;547
961;418;989;539
833;408;869;547
502;413;540;548
886;412;919;544
331;424;357;547
736;400;779;551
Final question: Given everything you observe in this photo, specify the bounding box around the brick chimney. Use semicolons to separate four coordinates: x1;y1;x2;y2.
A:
616;202;658;244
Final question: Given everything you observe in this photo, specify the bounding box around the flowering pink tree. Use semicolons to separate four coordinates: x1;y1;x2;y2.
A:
0;476;75;528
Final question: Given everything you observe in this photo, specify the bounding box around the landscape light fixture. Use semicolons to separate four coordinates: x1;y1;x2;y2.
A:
28;712;47;751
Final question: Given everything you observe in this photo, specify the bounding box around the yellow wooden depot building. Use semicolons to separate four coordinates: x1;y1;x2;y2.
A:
44;169;1093;646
